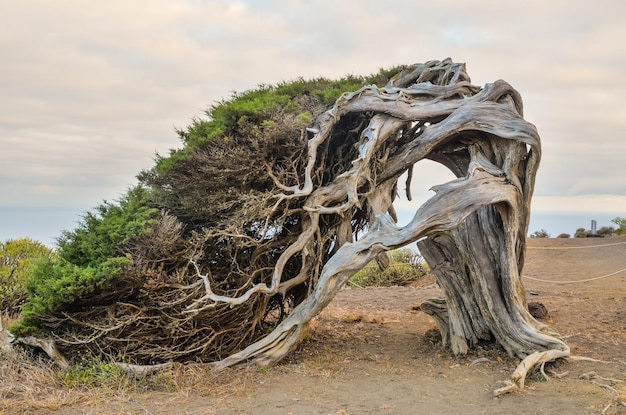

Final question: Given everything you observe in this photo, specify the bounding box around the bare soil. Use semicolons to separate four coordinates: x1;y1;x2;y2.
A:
10;237;626;414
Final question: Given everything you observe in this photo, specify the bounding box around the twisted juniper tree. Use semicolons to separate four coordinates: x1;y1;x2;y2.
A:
10;59;567;394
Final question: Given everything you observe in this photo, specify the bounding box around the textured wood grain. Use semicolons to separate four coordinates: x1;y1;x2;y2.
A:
211;59;569;388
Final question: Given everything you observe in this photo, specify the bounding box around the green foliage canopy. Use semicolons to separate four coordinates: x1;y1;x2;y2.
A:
10;186;159;335
139;69;401;229
177;72;399;150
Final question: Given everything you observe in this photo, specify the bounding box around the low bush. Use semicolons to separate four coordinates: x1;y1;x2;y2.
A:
0;238;54;316
612;217;626;235
9;186;159;336
348;249;428;287
596;226;614;237
574;227;591;238
529;229;550;238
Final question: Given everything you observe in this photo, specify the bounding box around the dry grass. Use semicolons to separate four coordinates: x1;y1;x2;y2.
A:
0;307;284;414
1;314;86;413
0;342;263;415
0;347;82;413
0;288;410;413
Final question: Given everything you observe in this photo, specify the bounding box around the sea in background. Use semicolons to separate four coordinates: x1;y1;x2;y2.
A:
393;210;621;240
0;206;83;246
0;206;623;248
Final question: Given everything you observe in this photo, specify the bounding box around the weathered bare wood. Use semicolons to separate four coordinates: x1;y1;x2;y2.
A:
207;59;569;393
417;298;450;346
14;336;69;368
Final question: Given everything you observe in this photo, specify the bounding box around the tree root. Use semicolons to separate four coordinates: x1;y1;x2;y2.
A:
13;336;69;368
493;347;571;396
10;334;177;376
0;316;14;354
493;351;626;397
116;362;176;376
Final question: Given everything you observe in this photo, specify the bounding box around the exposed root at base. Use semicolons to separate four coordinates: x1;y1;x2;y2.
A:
14;336;69;369
116;362;176;376
493;347;571;396
493;351;626;397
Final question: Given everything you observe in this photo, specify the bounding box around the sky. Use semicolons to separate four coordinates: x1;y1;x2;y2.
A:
1;0;625;246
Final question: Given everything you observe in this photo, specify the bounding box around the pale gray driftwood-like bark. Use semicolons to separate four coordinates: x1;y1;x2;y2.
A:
207;59;568;393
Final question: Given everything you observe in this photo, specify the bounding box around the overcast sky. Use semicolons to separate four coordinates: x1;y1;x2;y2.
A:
1;0;625;245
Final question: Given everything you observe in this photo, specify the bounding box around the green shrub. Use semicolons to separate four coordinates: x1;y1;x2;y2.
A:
612;217;626;235
9;186;159;336
56;350;181;392
529;229;550;238
0;238;54;315
348;249;428;287
574;227;591;238
574;225;615;238
57;352;126;388
556;233;570;238
596;226;614;237
56;186;158;266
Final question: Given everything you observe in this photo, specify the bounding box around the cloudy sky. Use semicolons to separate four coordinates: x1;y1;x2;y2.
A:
1;0;625;245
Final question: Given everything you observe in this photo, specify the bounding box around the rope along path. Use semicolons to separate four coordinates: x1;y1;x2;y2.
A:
526;241;626;250
524;241;626;284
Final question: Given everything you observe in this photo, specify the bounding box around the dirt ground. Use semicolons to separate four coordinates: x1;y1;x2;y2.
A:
13;237;626;414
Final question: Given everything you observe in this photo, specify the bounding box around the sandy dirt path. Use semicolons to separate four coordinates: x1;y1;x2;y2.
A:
14;237;626;415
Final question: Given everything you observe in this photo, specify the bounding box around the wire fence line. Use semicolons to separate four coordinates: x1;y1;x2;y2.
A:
526;241;626;250
356;241;626;284
522;268;626;284
525;240;626;283
359;263;423;270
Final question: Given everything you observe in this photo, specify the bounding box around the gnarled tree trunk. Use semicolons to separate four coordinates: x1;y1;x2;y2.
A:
208;59;569;393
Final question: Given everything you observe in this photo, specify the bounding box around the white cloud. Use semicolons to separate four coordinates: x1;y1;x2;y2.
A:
531;194;626;214
1;0;625;242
